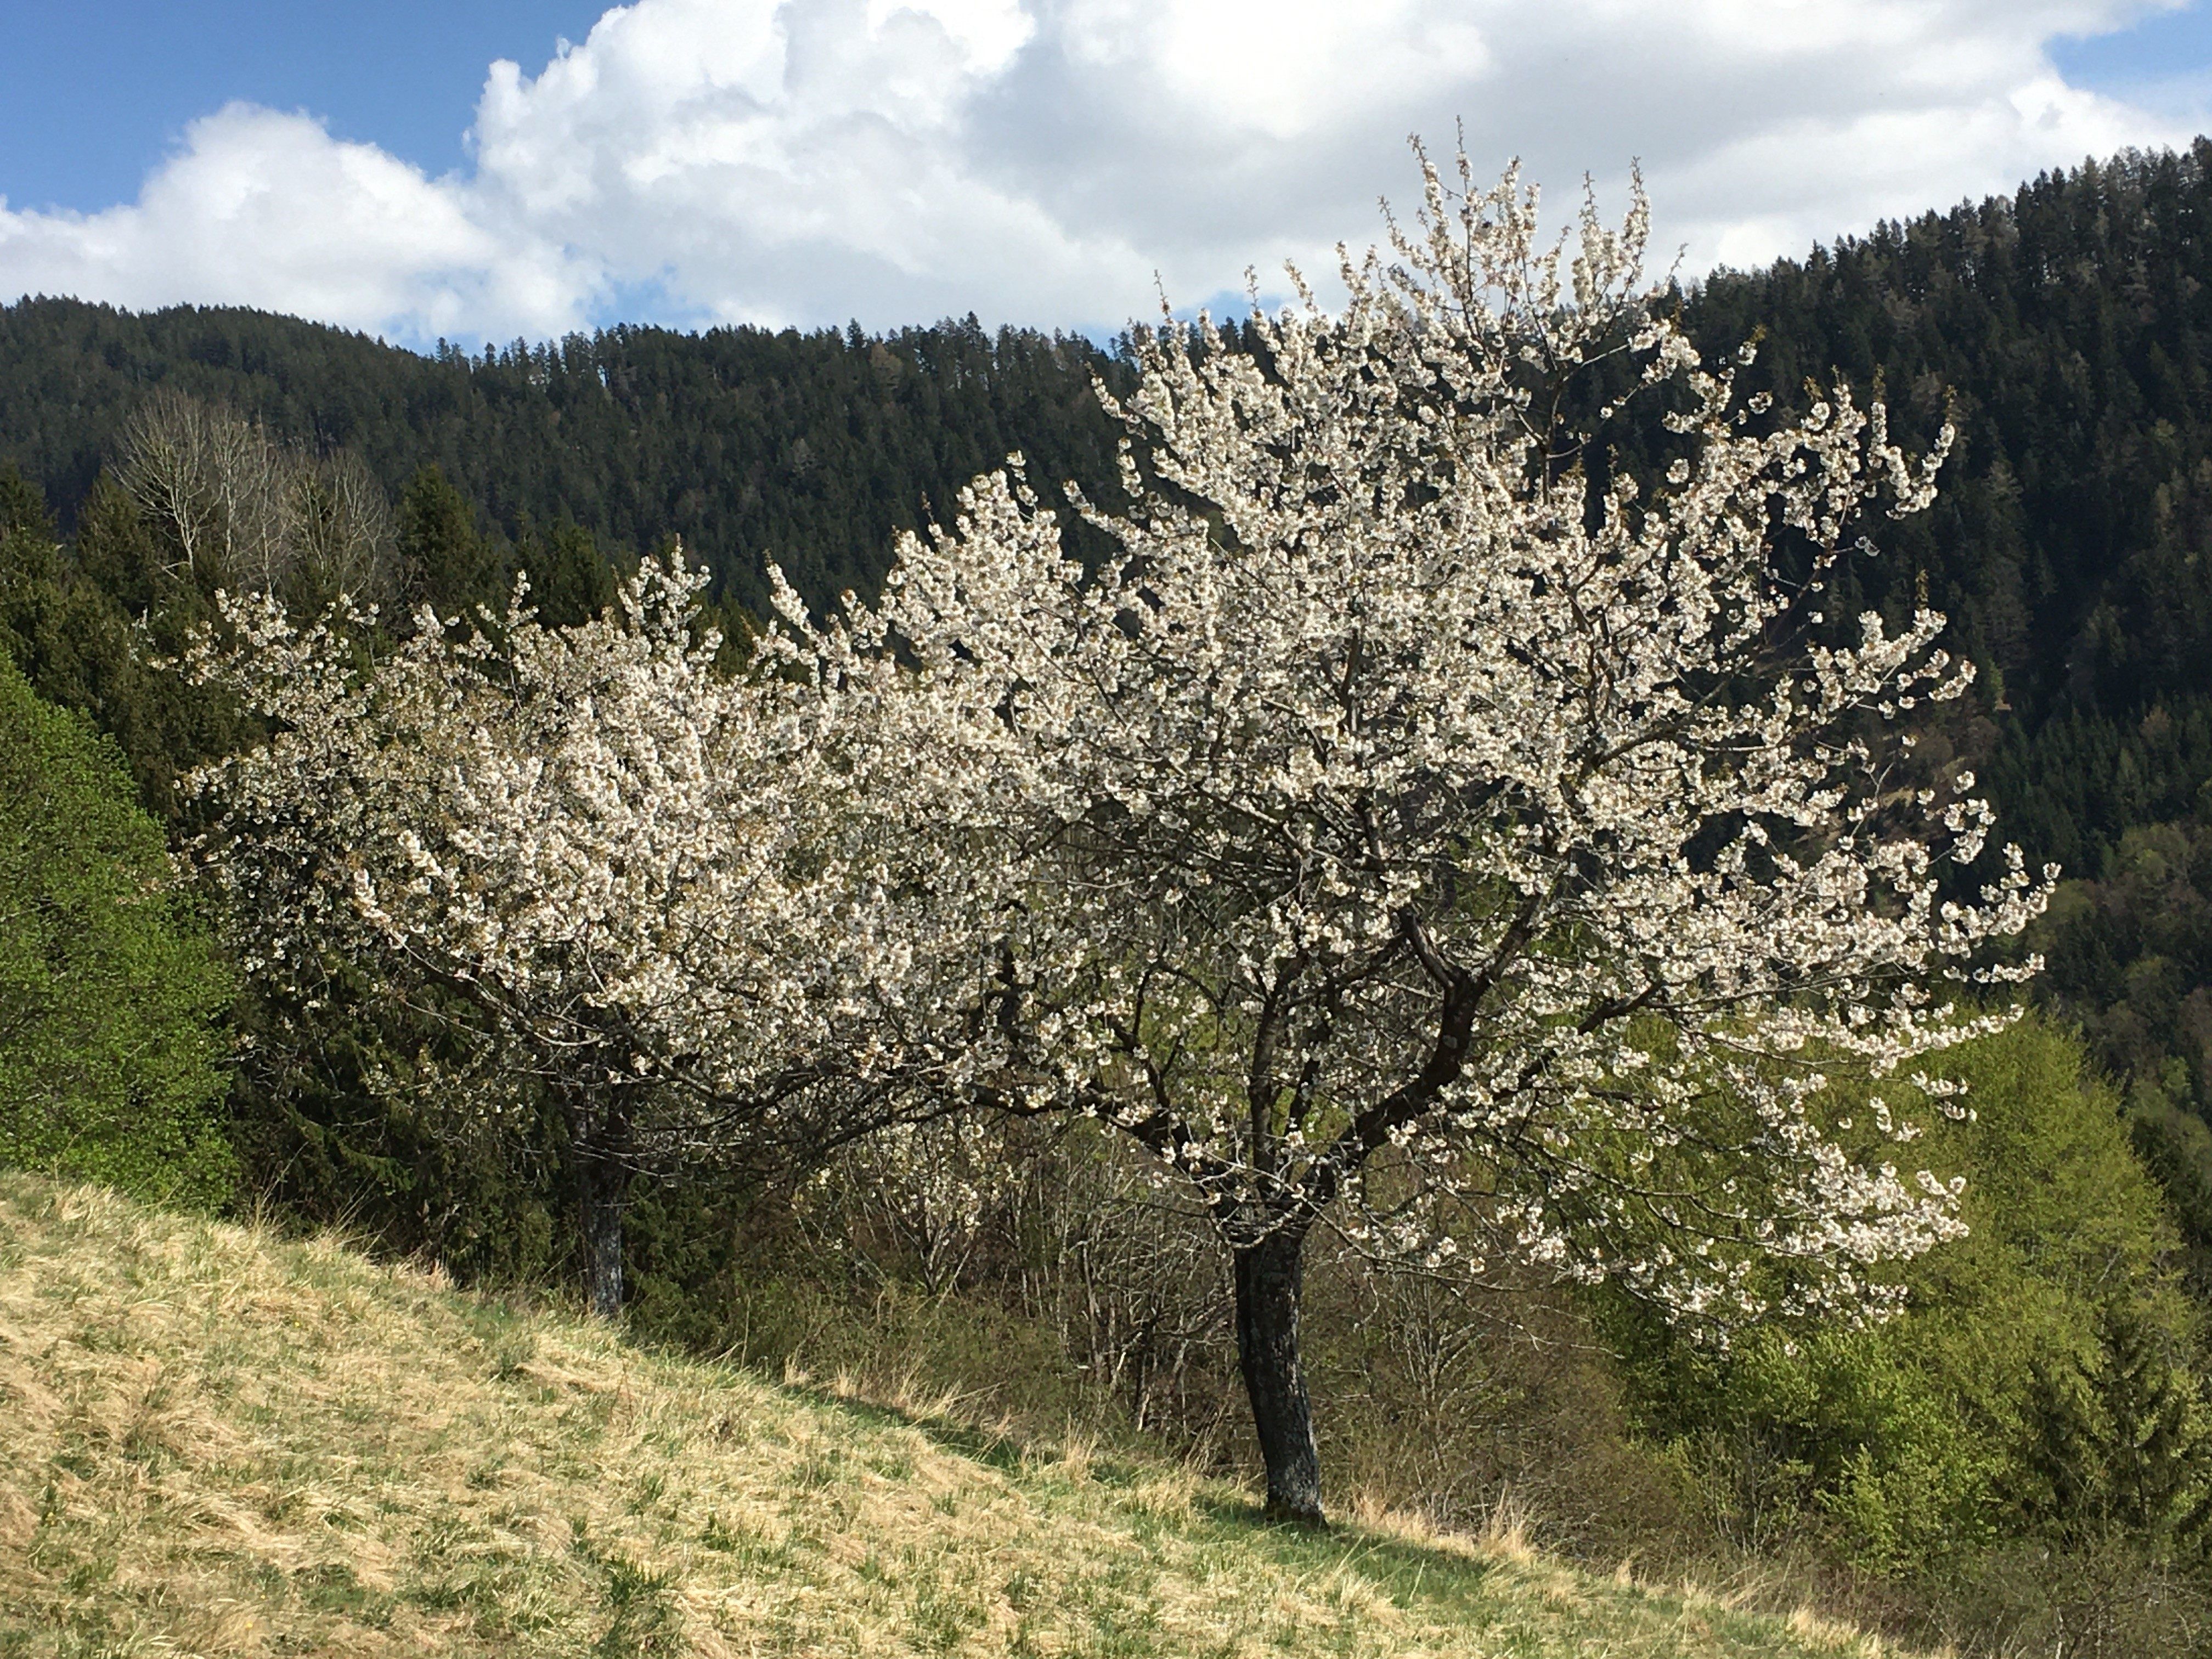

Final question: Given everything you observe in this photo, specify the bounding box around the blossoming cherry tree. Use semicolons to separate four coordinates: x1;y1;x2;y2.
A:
785;155;2051;1522
187;559;941;1317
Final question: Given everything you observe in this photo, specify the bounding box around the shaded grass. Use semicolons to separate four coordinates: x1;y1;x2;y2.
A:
0;1172;1905;1657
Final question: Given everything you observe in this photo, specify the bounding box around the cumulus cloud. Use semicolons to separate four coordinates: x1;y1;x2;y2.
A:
0;0;2199;342
0;105;589;341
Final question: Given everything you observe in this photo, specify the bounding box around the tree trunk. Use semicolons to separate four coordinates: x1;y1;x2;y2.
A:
1233;1223;1324;1525
582;1157;626;1320
574;1097;631;1322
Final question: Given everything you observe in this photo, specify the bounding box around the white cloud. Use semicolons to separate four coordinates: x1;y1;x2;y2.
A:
0;0;2200;342
0;104;586;341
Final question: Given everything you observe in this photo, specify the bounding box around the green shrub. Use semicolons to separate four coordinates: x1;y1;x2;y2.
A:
0;651;232;1205
1611;1016;2193;1573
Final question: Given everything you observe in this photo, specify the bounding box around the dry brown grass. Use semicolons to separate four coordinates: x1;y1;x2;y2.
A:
0;1172;1909;1657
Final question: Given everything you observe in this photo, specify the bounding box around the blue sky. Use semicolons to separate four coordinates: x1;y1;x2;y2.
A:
2;2;610;212
2054;0;2212;107
4;1;2211;345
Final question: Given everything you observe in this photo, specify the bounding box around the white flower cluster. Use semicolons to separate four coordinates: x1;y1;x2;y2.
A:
183;557;966;1168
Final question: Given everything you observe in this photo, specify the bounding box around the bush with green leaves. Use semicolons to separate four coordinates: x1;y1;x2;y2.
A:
1611;1017;2197;1575
0;650;232;1205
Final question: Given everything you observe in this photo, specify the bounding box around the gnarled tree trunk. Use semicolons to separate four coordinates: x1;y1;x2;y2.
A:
1233;1222;1323;1524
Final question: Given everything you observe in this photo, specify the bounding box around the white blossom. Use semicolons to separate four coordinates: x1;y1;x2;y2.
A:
180;555;976;1228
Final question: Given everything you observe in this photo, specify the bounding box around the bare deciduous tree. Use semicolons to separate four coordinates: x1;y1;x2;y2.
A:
117;389;397;607
291;449;399;609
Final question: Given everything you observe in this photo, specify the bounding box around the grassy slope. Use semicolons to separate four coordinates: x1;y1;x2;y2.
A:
0;1173;1896;1658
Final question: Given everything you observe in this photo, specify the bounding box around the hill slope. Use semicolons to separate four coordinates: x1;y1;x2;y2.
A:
0;1172;1887;1659
0;300;1127;613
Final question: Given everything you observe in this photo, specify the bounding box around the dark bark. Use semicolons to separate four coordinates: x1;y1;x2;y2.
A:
574;1094;632;1321
1233;1221;1324;1525
582;1156;626;1319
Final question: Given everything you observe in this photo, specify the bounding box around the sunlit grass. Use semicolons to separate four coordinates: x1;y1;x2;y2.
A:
0;1171;1905;1656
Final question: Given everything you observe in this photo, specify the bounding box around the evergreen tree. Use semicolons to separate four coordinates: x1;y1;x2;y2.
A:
397;463;504;622
2021;1304;2212;1557
517;517;617;629
0;463;61;677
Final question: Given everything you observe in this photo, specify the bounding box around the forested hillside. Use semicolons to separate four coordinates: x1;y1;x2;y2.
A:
1681;141;2212;1213
0;301;1130;612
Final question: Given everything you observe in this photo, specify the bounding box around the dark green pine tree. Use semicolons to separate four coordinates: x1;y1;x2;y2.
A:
397;464;507;623
516;517;617;629
0;462;61;674
2021;1304;2212;1556
0;465;225;821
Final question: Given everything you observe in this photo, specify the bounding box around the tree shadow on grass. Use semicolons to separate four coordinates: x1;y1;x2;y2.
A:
770;1370;1523;1625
